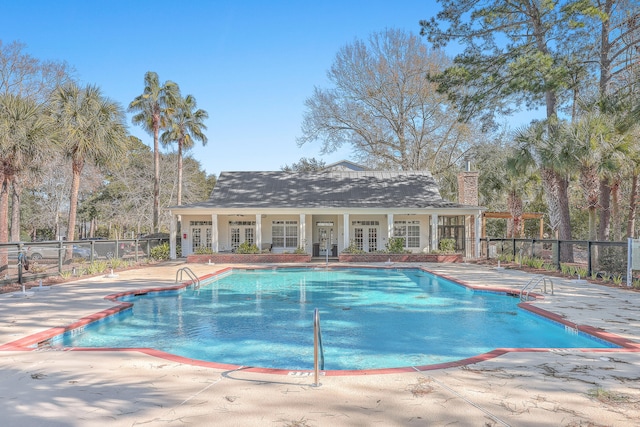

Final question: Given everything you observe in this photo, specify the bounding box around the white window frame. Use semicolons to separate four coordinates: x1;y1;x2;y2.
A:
272;220;298;249
393;220;421;248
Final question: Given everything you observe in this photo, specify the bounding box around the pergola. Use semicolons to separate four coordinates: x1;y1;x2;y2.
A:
482;212;545;238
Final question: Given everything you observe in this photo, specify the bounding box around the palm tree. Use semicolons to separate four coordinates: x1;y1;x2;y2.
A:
129;72;179;233
49;82;129;244
563;109;626;241
161;94;208;206
512;120;575;261
598;93;640;240
0;94;54;245
504;147;540;239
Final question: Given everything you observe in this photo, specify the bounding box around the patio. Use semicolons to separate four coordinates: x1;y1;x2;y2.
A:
1;261;639;426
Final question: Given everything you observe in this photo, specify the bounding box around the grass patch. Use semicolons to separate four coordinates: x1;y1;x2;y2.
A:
408;377;434;397
587;387;630;403
280;417;312;427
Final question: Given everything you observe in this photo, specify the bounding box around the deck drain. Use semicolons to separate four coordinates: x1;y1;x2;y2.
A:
288;371;325;376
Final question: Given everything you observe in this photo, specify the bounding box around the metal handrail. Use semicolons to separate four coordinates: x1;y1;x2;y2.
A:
520;275;554;301
313;308;325;386
176;267;200;289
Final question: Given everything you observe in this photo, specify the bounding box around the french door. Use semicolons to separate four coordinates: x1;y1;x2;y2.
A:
190;221;212;253
354;226;379;252
229;221;256;250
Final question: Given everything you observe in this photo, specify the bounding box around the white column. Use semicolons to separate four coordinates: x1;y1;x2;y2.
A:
211;214;218;252
387;213;394;243
343;213;350;249
475;211;482;259
300;214;306;251
256;214;262;250
431;213;439;252
169;211;177;259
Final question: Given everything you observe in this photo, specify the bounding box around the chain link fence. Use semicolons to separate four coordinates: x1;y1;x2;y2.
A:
0;238;169;288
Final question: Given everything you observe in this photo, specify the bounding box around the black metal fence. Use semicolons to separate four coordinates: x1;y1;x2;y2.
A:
0;237;169;287
482;238;628;279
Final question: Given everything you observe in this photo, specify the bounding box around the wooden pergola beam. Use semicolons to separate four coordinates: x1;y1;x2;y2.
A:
482;212;545;238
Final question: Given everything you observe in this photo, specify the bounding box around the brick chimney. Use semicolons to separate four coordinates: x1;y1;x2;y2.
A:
457;161;479;206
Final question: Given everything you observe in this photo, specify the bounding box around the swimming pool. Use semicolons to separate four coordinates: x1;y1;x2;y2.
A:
53;268;615;370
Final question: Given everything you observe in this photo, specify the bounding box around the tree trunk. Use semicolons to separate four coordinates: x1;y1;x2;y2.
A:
0;175;9;272
153;119;160;234
611;177;621;241
580;165;600;241
557;174;574;262
598;179;611;241
10;179;22;242
627;173;638;238
507;190;523;238
177;138;183;206
541;168;561;231
66;160;83;259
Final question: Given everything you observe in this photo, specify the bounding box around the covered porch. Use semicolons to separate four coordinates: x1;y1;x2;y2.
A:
168;208;483;260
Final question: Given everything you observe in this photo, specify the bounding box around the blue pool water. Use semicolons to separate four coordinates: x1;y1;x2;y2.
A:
56;268;615;370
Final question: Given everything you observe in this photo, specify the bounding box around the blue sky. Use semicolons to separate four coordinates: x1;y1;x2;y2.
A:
3;1;473;175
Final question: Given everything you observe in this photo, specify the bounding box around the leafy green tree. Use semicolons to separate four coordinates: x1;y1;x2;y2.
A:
596;91;640;239
0;94;53;244
0;40;74;245
420;0;603;248
49;82;129;243
129;71;179;233
562;107;627;240
510;120;574;244
281;157;326;172
161;93;208;206
585;0;640;240
420;1;582;123
87;138;214;237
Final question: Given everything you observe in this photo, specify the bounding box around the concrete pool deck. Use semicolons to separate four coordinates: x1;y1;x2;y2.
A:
1;261;639;426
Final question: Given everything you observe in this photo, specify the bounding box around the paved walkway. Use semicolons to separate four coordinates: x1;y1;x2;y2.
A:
1;261;639;426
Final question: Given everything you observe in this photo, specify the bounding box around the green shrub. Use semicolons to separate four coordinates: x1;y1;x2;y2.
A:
560;263;573;275
386;237;408;254
498;253;514;262
194;247;214;255
523;256;545;269
575;266;588;279
438;238;456;253
293;247;307;254
109;258;127;270
342;243;365;254
151;242;171;260
87;260;108;275
236;242;260;254
598;246;626;277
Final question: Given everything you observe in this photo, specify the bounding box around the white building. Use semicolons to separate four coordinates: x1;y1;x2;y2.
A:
168;162;483;259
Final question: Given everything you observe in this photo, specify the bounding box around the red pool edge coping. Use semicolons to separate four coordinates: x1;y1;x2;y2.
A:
1;264;639;376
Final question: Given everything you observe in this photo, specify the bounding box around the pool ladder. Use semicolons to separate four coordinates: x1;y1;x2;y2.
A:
313;308;325;387
176;267;200;289
520;275;554;301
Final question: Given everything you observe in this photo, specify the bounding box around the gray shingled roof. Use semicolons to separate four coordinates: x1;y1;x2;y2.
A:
180;170;464;209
